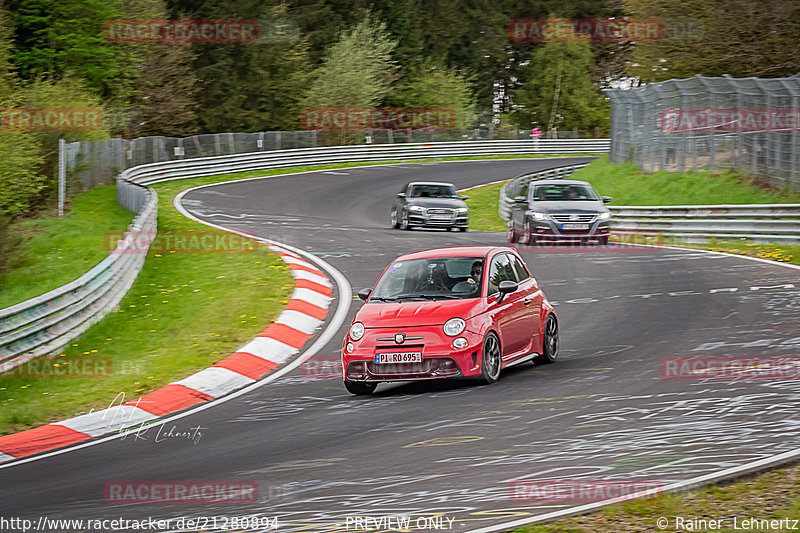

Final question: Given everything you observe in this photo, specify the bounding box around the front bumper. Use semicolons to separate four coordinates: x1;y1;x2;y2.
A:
408;211;468;229
342;326;483;382
527;217;611;242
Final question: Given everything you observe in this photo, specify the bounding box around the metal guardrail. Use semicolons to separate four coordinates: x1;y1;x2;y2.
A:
1;139;610;370
499;163;800;246
608;204;800;245
0;185;156;372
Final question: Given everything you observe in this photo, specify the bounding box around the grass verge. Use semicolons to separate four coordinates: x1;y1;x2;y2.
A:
0;179;293;435
570;155;800;205
511;461;800;532
0;186;135;309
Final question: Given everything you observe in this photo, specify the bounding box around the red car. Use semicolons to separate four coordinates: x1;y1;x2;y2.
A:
341;246;558;395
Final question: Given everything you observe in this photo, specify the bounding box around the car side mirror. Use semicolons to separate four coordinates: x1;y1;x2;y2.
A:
358;288;372;301
397;193;406;198
513;195;527;204
495;280;518;304
459;195;469;201
602;196;612;203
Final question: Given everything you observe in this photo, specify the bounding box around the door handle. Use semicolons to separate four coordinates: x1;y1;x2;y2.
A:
524;298;532;304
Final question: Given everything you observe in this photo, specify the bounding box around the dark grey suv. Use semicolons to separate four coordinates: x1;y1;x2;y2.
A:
507;179;612;244
391;181;469;231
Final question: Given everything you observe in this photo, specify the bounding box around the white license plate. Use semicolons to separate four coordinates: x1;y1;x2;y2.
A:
561;223;590;230
375;352;422;364
430;214;451;220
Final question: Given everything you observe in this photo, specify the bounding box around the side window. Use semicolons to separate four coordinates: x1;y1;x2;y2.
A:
487;254;516;295
509;254;531;281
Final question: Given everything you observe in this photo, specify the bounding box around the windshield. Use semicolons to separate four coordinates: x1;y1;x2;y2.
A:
532;183;600;201
370;257;485;301
408;184;458;198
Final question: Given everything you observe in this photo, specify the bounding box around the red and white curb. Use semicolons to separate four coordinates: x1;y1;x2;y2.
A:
0;244;334;462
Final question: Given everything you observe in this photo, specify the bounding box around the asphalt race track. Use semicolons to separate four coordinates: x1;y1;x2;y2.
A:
2;157;799;532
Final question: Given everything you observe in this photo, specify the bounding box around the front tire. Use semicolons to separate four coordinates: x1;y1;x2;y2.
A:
507;226;516;243
400;210;410;230
391;209;400;229
344;381;377;395
518;225;531;245
479;332;502;384
535;314;558;364
459;226;467;232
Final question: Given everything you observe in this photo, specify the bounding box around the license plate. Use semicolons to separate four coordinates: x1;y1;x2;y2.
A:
375;352;422;364
561;223;589;230
430;214;451;220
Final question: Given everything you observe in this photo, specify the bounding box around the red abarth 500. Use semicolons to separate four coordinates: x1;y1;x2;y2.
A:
341;246;558;395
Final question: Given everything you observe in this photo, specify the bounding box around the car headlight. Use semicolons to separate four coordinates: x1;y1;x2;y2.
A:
349;322;364;341
598;212;611;220
455;207;468;214
528;211;549;221
408;205;425;212
443;318;466;336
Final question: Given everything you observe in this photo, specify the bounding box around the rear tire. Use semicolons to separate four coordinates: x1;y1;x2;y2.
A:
344;381;377;395
535;315;558;364
479;332;502;384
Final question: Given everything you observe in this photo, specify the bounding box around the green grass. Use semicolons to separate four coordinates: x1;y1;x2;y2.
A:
570;155;800;205
0;179;293;435
0;186;135;309
509;463;800;532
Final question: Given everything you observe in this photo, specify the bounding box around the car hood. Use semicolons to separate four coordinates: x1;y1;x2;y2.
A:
356;298;479;328
527;200;607;214
407;198;467;209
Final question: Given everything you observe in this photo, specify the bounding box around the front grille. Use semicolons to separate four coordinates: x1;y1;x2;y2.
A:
427;208;454;215
551;214;596;223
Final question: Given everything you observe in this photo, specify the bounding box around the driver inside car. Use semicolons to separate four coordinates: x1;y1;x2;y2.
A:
466;261;482;291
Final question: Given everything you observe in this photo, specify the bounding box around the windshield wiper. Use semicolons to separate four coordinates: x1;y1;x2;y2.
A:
399;293;460;300
369;296;398;302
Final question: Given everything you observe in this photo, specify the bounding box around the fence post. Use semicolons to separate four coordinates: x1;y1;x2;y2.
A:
58;138;66;217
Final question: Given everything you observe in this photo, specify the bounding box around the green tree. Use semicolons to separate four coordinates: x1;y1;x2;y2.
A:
388;61;476;129
183;3;314;133
303;12;398;108
512;41;609;137
8;0;126;97
624;0;800;81
130;43;199;137
0;13;46;222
